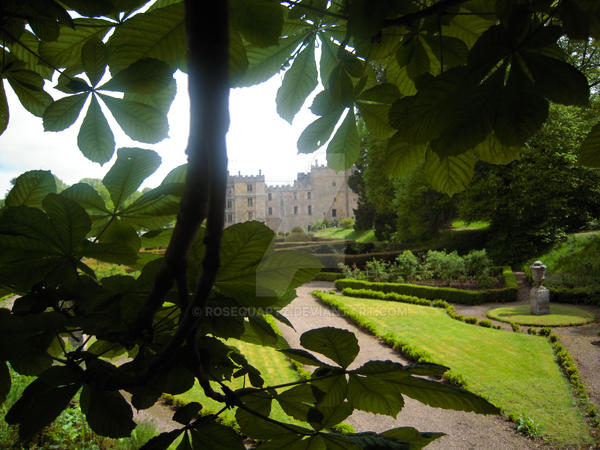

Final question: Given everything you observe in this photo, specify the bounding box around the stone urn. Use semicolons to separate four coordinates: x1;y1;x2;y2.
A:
530;261;550;315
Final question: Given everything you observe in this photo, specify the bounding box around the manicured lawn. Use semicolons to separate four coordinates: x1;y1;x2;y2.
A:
318;292;593;446
314;228;376;242
450;220;489;230
487;304;595;326
174;339;304;426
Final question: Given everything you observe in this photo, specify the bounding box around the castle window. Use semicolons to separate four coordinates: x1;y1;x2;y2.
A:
332;181;336;187
268;207;272;216
308;205;312;215
268;192;272;201
227;213;233;223
294;206;298;215
332;209;337;217
247;184;253;192
307;192;311;200
247;197;253;207
248;211;253;220
293;192;297;200
227;199;232;209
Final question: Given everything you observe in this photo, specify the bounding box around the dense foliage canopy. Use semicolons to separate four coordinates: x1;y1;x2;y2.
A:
460;104;600;263
1;0;600;447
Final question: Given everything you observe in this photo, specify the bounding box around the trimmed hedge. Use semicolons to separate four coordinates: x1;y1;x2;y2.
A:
334;266;518;305
549;287;600;307
313;272;345;282
315;250;409;270
341;287;434;307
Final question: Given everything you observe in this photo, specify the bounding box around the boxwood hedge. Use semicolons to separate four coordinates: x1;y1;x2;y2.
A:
334;266;518;305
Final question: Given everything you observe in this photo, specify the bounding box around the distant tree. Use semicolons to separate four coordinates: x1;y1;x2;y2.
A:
347;138;376;231
460;104;600;264
393;168;457;243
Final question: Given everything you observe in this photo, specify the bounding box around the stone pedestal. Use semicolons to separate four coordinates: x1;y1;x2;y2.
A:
530;286;550;315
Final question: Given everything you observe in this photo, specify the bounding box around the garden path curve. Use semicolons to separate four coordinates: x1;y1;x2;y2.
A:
278;282;540;449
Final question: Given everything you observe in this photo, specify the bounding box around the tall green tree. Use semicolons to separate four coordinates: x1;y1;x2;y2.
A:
1;0;600;447
460;104;600;264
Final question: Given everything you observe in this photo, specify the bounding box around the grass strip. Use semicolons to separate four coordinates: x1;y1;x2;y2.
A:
487;304;595;326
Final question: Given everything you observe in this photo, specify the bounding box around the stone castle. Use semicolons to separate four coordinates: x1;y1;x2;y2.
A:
225;164;358;232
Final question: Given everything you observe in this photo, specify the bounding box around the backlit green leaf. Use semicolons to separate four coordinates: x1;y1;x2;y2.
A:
235;35;304;87
319;32;339;85
99;94;169;143
40;19;112;69
81;37;108;87
43;93;88;132
276;39;318;123
7;31;53;79
327;108;359;171
124;78;177;115
424;149;477;196
385;135;427;178
474;133;521;165
7;70;53;117
396;35;430;80
107;3;186;73
230;29;249;83
297;109;343;154
347;373;405;416
42;193;91;253
102;147;161;210
118;183;181;229
77;95;115;164
230;0;284;48
61;182;110;216
5;170;57;208
300;326;358;369
356;101;394;138
100;58;174;94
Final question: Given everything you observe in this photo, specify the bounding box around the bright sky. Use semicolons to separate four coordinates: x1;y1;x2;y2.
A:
0;71;326;196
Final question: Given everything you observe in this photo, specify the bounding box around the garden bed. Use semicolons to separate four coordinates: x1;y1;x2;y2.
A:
334;266;518;305
487;305;595;327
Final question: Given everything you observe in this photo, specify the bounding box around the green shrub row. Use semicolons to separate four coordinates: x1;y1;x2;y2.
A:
549;287;600;307
312;271;345;282
315;251;407;270
341;287;434;307
547;335;599;427
334;266;518;305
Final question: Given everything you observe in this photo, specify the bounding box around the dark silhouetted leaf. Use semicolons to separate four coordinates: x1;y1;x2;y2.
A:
300;327;358;369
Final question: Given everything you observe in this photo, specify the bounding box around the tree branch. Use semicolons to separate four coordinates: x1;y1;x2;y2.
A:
132;0;229;339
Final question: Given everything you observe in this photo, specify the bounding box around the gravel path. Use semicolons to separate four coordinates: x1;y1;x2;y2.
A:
279;282;540;449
